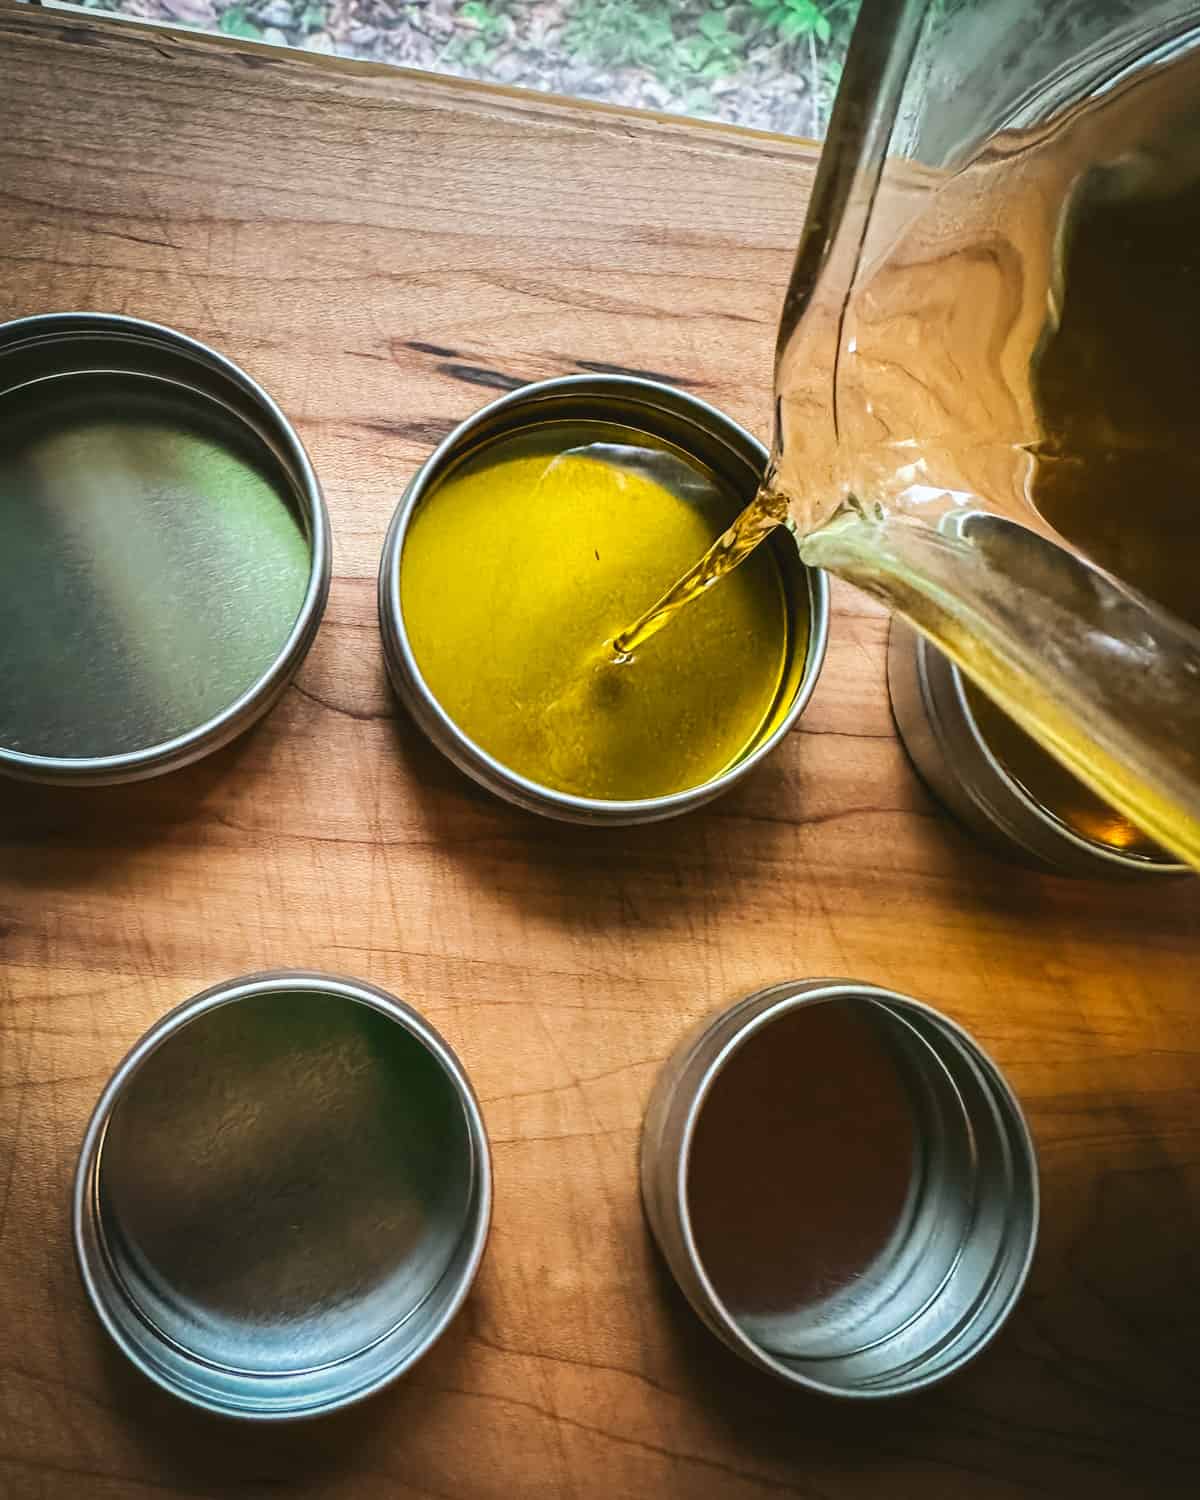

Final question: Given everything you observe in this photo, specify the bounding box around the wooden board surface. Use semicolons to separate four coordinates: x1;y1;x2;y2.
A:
1;8;1198;1497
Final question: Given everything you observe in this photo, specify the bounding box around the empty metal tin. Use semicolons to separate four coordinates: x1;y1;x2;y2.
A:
641;980;1038;1398
74;972;491;1419
886;515;1186;876
0;314;331;784
378;375;829;824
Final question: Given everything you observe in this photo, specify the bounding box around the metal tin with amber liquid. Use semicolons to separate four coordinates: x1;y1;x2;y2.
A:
887;513;1188;877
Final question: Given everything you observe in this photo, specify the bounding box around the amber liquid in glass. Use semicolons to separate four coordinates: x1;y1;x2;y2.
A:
614;45;1200;865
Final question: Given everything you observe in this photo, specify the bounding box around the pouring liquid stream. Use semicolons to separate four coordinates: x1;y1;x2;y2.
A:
607;22;1200;870
611;485;791;658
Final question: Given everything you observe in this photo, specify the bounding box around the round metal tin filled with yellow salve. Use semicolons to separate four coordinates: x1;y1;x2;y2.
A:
0;313;330;784
379;376;829;825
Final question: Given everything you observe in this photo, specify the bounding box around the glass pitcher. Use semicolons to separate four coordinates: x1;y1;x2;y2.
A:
761;0;1200;868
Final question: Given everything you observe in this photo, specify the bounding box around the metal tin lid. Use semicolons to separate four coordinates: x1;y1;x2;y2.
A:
74;972;492;1420
0;314;331;784
642;980;1039;1397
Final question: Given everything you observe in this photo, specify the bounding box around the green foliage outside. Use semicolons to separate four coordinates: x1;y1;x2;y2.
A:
569;0;858;123
450;0;861;129
87;0;868;136
218;4;263;38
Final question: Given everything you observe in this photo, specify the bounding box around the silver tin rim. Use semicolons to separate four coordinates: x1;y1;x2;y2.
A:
887;616;1188;877
73;970;493;1421
0;313;332;786
378;375;830;825
641;979;1040;1399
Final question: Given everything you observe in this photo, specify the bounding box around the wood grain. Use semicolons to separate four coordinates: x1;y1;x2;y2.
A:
1;8;1198;1498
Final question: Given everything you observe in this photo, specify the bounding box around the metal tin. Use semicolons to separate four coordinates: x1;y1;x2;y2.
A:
885;515;1187;876
74;971;492;1420
378;375;829;824
641;980;1038;1399
0;313;331;785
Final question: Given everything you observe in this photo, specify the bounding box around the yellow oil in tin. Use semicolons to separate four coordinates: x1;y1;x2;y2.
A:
399;423;798;802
